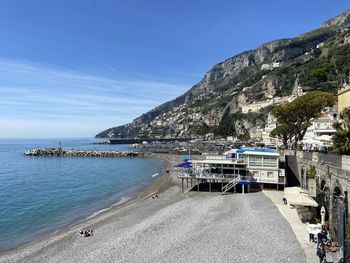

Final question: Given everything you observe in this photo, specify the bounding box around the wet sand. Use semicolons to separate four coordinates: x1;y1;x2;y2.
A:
0;154;306;263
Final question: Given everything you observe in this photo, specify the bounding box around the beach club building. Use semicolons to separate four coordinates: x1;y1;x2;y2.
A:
178;148;285;194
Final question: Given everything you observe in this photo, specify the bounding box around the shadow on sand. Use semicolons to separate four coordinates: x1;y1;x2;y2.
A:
188;182;262;194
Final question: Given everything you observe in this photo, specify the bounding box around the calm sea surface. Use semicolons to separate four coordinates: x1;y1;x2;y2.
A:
0;138;164;250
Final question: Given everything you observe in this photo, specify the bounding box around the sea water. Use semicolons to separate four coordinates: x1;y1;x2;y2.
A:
0;138;164;250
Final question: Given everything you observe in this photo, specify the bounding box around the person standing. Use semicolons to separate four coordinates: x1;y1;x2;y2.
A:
317;242;326;263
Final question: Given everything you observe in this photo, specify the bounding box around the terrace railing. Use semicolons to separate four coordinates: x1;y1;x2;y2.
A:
204;156;245;164
177;170;246;180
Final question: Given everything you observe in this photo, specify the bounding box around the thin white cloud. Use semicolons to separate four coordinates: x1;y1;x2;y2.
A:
0;58;191;138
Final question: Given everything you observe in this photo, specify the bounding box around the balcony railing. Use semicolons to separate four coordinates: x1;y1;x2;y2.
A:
205;156;226;160
177;171;248;180
204;156;245;163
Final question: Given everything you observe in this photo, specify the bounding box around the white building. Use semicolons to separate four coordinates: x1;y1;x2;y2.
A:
241;100;274;113
178;148;285;193
250;127;264;141
261;113;278;145
303;106;337;147
261;64;273;70
261;62;281;70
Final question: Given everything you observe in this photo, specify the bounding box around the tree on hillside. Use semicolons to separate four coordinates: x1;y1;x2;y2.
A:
271;91;335;150
214;113;244;137
270;123;293;148
332;107;350;155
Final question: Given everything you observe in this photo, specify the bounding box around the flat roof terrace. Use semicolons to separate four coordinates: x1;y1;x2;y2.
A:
191;159;245;165
225;148;280;157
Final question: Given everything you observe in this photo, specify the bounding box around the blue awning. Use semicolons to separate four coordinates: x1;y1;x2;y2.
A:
238;181;251;185
236;148;276;153
174;161;192;168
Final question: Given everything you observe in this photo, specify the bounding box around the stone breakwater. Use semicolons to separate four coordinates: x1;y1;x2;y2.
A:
24;148;142;157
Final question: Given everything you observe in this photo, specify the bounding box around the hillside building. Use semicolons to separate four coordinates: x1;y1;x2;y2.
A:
241;100;273;113
261;113;278;145
249;127;263;141
204;116;220;127
338;85;350;115
302;105;337;147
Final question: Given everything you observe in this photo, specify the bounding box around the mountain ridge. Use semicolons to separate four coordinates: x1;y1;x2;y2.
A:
96;10;350;139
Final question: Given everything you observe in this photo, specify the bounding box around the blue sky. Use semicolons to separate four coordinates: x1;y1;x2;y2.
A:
0;1;349;138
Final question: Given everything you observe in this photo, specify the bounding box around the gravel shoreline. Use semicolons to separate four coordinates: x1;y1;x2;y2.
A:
0;154;306;263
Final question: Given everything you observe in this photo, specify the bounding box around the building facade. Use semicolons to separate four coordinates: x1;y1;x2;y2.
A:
338;85;350;115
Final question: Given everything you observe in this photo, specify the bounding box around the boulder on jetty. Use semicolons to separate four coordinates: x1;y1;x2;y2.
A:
24;148;142;157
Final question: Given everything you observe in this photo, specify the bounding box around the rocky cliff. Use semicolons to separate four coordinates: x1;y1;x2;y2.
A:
96;10;350;139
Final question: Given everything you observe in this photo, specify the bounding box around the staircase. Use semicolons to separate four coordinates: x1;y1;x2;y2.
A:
221;175;240;195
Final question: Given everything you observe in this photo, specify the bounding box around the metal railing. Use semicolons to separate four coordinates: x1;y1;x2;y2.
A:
177;170;248;180
221;175;240;195
204;156;246;163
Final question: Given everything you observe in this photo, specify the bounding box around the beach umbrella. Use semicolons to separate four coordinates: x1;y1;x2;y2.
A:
319;135;332;142
302;138;319;144
285;192;318;207
182;163;192;168
181;155;191;161
284;187;318;207
174;161;192;168
284;187;308;195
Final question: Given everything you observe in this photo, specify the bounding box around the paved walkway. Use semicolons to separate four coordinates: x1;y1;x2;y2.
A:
263;190;318;263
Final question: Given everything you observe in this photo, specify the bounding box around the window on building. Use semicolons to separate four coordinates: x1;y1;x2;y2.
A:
267;172;274;178
252;171;259;177
249;156;263;167
263;156;277;167
223;169;234;174
240;155;247;162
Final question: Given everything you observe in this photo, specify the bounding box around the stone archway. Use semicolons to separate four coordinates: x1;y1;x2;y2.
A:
320;180;327;191
331;182;345;247
316;179;329;222
333;182;343;197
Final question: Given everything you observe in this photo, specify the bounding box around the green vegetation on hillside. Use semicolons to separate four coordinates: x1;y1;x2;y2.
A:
271;91;336;148
213;105;274;138
96;15;350;139
214;112;244;137
236;30;350;99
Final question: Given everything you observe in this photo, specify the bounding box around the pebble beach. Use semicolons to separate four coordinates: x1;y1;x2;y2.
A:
0;154;306;263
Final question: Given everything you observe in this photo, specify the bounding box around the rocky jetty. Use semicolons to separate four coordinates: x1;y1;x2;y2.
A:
92;141;109;145
24;148;142;157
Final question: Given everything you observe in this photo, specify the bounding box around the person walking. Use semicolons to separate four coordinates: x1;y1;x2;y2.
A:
317;242;326;263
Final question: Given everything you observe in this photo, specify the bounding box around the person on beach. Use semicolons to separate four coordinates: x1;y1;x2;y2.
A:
282;196;287;205
317;242;326;263
78;229;93;237
151;193;159;199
